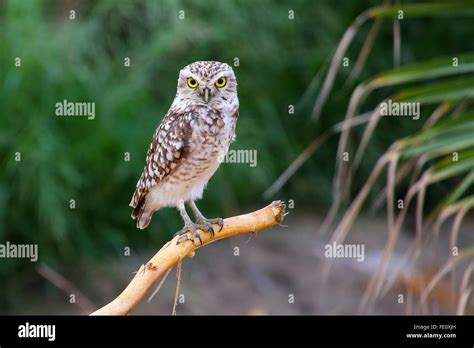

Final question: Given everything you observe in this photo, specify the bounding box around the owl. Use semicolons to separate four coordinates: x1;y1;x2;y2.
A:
130;61;239;244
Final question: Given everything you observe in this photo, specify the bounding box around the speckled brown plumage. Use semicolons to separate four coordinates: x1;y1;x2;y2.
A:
130;61;239;231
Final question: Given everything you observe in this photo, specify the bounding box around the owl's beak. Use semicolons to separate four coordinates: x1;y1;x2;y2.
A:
203;87;210;103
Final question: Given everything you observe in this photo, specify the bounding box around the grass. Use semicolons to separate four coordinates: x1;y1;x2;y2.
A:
267;0;474;313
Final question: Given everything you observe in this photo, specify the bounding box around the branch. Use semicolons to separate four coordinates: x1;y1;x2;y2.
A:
36;264;96;314
91;200;286;315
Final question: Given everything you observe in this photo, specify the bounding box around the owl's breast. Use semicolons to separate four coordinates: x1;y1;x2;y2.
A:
166;107;235;184
192;105;237;150
147;104;238;207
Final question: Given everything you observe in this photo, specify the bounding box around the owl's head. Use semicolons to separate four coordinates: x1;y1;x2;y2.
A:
176;61;237;105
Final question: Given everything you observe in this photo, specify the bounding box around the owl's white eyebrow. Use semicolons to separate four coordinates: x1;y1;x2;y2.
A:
213;74;228;81
185;74;199;80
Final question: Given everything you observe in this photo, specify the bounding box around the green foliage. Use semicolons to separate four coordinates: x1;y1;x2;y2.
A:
1;0;474;310
0;0;341;276
296;1;474;310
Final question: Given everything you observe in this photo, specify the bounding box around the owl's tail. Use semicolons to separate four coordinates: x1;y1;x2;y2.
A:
131;199;155;230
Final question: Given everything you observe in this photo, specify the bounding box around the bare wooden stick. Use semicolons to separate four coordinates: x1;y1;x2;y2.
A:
36;264;96;314
91;201;286;315
172;261;183;315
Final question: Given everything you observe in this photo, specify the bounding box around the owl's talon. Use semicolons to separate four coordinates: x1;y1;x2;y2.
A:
179;232;202;245
215;218;224;231
176;234;188;244
206;225;215;237
196;217;223;235
194;223;215;238
174;223;197;244
193;231;203;245
206;218;224;232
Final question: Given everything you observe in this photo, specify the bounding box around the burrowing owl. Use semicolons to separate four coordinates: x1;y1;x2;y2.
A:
130;61;239;243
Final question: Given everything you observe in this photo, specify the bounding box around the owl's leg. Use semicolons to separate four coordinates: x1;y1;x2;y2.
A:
174;201;204;245
174;200;209;245
188;200;224;237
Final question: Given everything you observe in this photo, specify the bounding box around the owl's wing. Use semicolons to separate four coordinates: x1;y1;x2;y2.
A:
130;107;192;215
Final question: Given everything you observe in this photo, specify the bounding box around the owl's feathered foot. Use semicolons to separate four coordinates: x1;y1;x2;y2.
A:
189;200;224;236
195;217;224;237
176;201;221;245
174;222;204;245
174;201;225;245
174;219;223;245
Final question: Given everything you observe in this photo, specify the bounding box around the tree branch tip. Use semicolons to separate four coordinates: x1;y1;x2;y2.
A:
269;200;286;224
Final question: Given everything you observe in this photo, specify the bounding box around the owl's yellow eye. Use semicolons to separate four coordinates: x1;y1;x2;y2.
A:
215;77;227;88
187;78;199;88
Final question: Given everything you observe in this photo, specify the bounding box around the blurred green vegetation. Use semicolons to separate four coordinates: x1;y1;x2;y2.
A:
1;0;474;310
